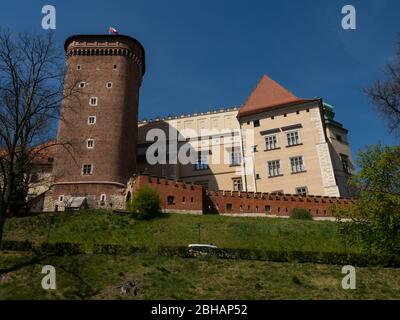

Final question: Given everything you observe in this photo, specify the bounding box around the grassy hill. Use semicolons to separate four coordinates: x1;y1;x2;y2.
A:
2;211;400;300
1;251;400;300
3;210;357;253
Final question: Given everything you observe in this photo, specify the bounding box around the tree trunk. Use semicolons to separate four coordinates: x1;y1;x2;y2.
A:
0;214;5;246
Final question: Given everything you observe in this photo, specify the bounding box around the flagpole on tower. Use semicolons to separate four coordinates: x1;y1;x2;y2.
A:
108;26;119;35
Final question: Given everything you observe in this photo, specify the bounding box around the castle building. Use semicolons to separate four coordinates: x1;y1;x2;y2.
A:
35;34;353;214
137;75;354;198
44;34;145;211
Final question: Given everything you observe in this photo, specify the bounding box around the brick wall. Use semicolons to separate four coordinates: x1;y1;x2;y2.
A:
132;175;354;217
134;175;204;214
205;190;353;218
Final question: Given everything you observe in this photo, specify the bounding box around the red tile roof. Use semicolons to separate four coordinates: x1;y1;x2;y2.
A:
0;142;57;166
237;75;319;118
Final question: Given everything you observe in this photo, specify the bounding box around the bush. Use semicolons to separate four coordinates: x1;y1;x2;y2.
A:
290;208;313;220
335;145;400;255
127;186;162;220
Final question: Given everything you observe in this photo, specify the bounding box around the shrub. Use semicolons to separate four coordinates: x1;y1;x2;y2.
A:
127;186;162;220
290;208;313;220
335;145;400;255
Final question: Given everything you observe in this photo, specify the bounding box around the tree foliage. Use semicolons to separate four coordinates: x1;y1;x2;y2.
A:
290;208;313;221
336;145;400;254
127;187;163;220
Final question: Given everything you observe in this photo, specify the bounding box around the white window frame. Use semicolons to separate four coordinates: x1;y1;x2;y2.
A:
89;97;98;106
265;134;279;150
290;156;306;173
268;160;282;177
58;195;64;202
296;186;308;196
106;82;113;89
229;148;242;166
100;194;107;202
233;178;243;191
79;82;86;88
286;129;301;147
87;139;95;149
76;64;82;70
88;116;96;125
82;164;93;176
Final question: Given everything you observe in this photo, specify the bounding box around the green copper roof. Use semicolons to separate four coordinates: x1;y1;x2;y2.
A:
323;102;344;128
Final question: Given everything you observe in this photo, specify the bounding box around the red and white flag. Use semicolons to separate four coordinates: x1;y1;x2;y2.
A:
109;27;119;35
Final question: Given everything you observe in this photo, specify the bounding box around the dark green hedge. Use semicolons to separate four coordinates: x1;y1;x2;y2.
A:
1;240;400;267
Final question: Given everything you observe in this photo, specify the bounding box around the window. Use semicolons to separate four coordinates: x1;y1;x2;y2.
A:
100;194;106;206
265;134;279;150
82;164;93;175
265;205;271;213
226;203;233;211
255;173;261;180
296;187;308;196
167;196;175;205
268;160;282;177
286;130;301;146
30;173;39;183
253;120;260;127
90;97;98;106
195;153;209;170
336;134;342;142
88;116;96;125
290;156;305;173
77;65;81;70
340;154;351;174
58;195;64;202
272;190;284;195
106;82;113;89
229;149;242;166
79;82;86;88
113;64;117;70
182;197;186;203
87;139;94;149
233;178;243;191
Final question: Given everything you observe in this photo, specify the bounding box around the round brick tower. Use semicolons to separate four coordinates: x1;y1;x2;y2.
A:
48;34;145;210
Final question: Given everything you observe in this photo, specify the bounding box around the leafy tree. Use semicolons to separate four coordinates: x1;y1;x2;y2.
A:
335;145;400;254
127;186;162;220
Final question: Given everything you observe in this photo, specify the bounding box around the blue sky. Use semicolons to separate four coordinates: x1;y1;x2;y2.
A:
1;0;399;157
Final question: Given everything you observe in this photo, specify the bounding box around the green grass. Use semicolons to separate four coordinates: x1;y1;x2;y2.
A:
1;251;399;300
3;210;358;253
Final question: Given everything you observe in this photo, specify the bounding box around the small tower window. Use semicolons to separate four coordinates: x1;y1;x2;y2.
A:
87;139;94;149
77;64;82;70
90;97;98;106
59;195;64;202
79;82;86;88
100;194;107;204
113;65;117;70
88;116;96;125
82;164;93;176
106;82;113;89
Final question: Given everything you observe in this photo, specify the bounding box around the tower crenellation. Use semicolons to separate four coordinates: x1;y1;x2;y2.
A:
47;34;146;211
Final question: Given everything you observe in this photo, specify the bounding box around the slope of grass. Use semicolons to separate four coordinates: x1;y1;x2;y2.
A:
3;210;357;253
1;251;399;300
